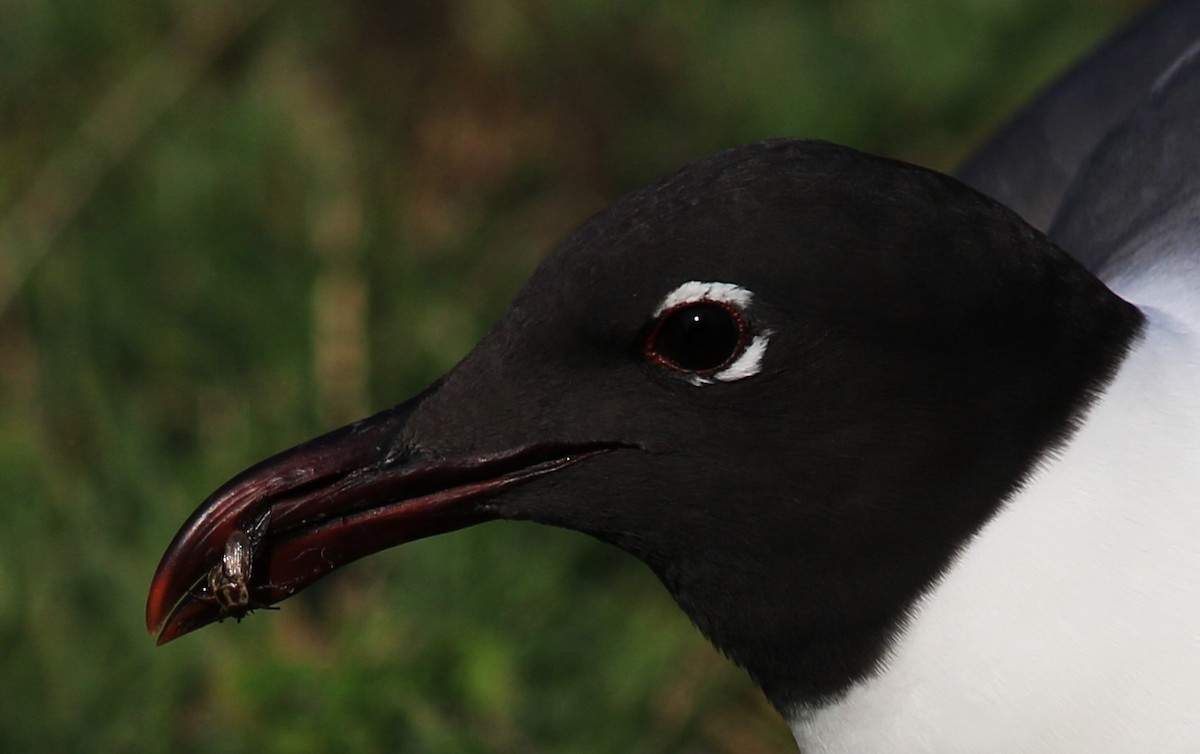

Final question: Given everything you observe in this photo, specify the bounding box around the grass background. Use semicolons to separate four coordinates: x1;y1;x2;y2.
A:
0;0;1145;751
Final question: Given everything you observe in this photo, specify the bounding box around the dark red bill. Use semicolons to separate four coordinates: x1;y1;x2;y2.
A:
146;399;621;644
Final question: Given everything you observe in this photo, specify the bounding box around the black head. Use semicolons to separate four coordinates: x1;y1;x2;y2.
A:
149;138;1143;712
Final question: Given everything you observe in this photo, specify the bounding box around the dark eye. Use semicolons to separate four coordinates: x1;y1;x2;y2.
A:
645;301;747;372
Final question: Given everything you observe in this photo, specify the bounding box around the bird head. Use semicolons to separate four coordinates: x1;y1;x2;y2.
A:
147;139;1141;709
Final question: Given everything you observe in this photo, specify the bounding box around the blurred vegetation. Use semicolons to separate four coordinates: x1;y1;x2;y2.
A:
0;0;1144;751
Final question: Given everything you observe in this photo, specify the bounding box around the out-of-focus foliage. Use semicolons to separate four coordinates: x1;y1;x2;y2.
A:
0;1;1142;751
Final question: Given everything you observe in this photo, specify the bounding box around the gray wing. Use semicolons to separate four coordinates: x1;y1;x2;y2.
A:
957;0;1200;237
1048;42;1200;283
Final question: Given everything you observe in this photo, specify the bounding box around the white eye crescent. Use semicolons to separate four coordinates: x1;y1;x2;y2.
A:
646;281;772;386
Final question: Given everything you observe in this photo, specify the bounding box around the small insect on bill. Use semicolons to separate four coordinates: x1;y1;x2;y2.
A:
196;510;276;622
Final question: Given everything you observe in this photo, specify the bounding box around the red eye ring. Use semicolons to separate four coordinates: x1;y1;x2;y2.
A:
643;298;750;374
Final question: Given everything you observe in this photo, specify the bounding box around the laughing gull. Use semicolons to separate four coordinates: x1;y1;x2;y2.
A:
148;2;1200;750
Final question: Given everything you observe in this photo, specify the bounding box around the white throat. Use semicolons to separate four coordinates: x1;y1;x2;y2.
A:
790;297;1200;752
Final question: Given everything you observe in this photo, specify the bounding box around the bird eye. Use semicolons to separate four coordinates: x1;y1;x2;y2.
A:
645;300;747;373
645;281;772;386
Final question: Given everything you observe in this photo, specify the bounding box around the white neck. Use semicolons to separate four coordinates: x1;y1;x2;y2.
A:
791;284;1200;752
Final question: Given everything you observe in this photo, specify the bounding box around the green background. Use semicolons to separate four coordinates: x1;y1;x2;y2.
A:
0;0;1144;751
